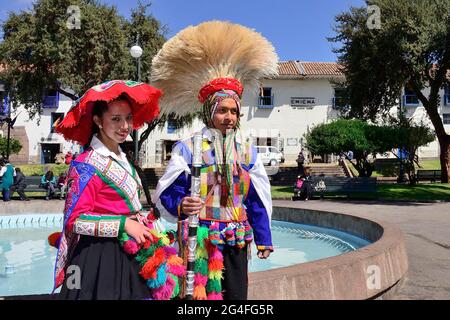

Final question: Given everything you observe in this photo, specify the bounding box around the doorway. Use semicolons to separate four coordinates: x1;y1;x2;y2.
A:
41;143;61;164
163;140;177;165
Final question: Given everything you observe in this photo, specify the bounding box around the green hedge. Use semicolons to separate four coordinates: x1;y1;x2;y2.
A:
15;164;70;177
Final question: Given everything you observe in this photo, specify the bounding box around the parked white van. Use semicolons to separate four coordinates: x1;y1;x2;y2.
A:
255;146;285;166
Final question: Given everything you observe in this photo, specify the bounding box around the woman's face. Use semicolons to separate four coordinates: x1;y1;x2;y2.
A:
212;98;238;135
94;99;133;144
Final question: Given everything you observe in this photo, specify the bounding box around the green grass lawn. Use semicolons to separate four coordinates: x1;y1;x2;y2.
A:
418;159;440;170
377;183;450;201
347;159;441;177
271;186;293;199
271;183;450;201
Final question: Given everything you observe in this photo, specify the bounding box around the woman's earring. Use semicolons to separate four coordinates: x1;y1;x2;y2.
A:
99;125;103;129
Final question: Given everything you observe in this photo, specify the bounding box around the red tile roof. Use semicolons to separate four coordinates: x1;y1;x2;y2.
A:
276;61;344;78
278;61;301;75
300;62;344;76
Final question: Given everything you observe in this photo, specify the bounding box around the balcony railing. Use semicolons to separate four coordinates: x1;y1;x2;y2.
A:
42;95;59;108
1;96;9;116
403;94;419;106
258;95;274;108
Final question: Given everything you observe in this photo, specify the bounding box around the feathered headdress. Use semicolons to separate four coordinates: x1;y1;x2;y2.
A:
150;20;279;116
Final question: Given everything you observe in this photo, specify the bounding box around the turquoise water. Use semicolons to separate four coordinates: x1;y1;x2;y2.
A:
0;215;62;297
0;214;371;297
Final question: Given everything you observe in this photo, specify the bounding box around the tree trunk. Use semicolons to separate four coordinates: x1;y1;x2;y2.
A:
439;136;450;183
134;164;155;209
56;86;79;101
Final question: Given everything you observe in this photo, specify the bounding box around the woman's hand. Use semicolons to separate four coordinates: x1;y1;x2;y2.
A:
181;196;204;216
124;218;153;245
257;249;271;259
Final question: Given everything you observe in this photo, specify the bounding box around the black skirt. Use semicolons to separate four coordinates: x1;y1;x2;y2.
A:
59;235;151;300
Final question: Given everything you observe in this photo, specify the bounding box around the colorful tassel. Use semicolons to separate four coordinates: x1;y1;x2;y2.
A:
206;279;222;293
163;245;177;257
194;273;209;287
208;259;224;272
167;255;186;277
194;258;208;275
244;223;253;242
193;285;208;300
236;225;245;248
209;222;221;246
207;292;223;300
123;239;140;255
225;228;236;246
197;226;209;249
140;247;165;280
147;262;168;288
152;273;175;300
170;274;180;299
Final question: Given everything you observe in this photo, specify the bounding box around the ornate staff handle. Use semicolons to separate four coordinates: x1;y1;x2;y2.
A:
185;132;202;300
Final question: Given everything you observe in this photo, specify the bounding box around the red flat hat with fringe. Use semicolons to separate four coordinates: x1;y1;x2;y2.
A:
55;80;162;146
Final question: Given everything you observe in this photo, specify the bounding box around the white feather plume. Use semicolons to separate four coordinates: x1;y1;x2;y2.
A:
150;20;279;116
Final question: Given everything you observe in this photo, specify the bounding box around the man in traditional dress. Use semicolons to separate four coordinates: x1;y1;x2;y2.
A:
151;21;278;300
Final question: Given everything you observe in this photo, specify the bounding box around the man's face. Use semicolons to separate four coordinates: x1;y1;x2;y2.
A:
211;98;238;135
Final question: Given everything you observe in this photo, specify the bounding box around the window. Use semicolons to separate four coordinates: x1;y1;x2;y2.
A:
258;87;274;108
43;89;59;108
444;114;450;125
403;84;419;106
256;137;277;147
167;118;176;134
333;88;347;109
268;147;279;153
51;112;64;133
256;147;267;154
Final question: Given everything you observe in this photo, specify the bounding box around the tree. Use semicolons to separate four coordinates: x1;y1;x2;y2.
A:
0;0;172;205
0;0;167;116
329;0;450;182
393;124;435;184
305;119;391;177
0;0;132;118
0;136;22;158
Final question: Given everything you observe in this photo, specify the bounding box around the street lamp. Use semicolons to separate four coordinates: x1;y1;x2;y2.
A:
130;36;142;165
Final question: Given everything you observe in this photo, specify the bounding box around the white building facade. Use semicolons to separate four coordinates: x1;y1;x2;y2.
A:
141;61;450;167
2;61;449;166
0;90;82;164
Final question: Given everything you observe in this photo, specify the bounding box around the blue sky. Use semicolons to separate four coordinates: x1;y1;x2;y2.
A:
0;0;366;61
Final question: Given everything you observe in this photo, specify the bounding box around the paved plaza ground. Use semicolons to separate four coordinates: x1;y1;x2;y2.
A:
1;198;449;299
273;199;450;299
